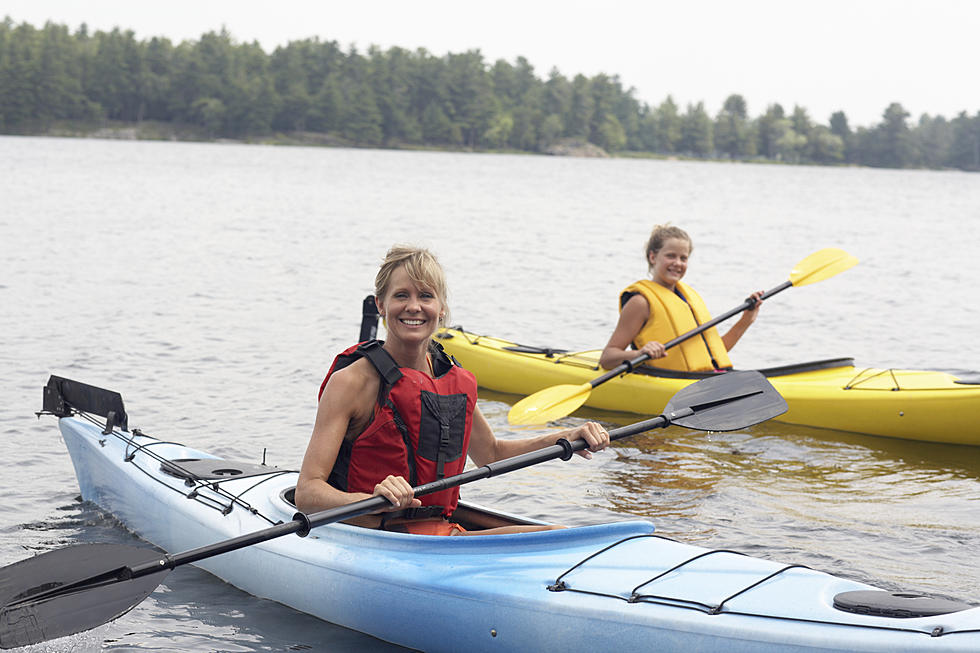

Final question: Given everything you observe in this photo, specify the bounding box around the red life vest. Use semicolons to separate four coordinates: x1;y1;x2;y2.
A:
319;340;477;518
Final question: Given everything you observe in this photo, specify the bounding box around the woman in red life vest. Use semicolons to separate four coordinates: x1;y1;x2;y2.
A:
295;245;609;535
599;224;764;373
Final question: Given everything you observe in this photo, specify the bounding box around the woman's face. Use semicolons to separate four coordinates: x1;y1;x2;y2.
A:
376;265;443;346
649;237;691;289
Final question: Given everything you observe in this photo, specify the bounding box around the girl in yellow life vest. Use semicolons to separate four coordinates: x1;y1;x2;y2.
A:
599;225;764;373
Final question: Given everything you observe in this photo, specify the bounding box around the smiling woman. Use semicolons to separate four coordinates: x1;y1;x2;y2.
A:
294;245;611;535
599;224;764;372
375;245;450;354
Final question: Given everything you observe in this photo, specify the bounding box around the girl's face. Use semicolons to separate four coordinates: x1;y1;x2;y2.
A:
376;265;443;346
649;237;691;289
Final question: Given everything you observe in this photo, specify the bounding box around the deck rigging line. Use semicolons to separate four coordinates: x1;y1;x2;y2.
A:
547;533;977;639
70;408;290;525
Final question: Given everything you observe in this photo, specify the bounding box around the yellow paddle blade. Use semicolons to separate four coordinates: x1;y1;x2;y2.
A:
789;248;858;287
507;382;593;425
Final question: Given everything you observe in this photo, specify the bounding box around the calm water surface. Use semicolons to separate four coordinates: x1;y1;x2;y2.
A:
1;136;979;651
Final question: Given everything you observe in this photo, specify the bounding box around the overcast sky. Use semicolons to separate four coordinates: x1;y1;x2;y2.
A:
5;0;978;127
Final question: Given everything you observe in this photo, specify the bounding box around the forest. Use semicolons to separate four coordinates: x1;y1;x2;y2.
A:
2;18;979;171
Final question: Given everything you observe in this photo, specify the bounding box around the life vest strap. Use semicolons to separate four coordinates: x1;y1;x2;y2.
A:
357;340;404;387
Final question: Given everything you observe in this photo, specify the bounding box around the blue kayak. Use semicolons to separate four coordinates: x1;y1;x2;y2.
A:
53;405;979;652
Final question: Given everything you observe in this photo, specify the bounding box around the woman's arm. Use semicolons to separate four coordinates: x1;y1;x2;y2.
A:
466;405;609;467
294;361;421;515
599;294;666;369
721;290;764;351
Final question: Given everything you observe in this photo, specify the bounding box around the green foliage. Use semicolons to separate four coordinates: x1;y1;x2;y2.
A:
857;103;915;168
756;104;786;160
651;96;682;152
1;17;978;171
681;102;713;156
715;94;754;159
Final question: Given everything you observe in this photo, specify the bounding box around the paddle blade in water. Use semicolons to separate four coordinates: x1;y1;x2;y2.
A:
508;383;592;425
789;248;858;287
664;371;787;432
0;544;168;649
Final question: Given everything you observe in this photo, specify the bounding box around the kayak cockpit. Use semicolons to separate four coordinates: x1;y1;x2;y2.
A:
278;487;548;532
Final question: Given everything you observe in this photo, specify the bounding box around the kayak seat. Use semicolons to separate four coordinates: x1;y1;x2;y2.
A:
449;503;545;530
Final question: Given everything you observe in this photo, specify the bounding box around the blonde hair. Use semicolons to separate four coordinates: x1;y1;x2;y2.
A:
375;245;450;326
645;224;692;271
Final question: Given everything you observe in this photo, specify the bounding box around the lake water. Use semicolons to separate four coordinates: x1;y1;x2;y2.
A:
1;135;978;651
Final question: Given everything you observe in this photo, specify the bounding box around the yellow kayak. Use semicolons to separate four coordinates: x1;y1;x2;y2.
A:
436;327;980;446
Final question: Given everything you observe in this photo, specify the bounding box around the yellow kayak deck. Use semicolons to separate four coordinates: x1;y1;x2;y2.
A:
436;327;980;446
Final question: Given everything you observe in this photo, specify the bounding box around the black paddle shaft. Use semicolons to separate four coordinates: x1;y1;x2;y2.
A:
309;371;780;532
591;280;793;387
108;415;681;580
304;413;675;532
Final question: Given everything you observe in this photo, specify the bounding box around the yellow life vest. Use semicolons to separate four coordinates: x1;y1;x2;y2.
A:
620;279;733;372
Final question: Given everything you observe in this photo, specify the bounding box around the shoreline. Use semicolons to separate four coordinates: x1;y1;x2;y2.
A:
3;120;934;170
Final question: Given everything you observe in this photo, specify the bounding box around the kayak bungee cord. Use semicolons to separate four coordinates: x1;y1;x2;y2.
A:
845;367;903;391
547;534;977;639
63;409;289;525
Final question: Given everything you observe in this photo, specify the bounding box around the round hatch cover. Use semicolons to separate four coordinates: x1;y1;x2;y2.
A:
833;590;974;618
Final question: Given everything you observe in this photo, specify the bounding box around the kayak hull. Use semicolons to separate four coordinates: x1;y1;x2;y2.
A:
57;414;980;652
436;328;980;446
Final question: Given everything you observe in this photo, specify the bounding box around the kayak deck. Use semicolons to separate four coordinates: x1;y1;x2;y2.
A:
436;327;980;446
51;406;980;652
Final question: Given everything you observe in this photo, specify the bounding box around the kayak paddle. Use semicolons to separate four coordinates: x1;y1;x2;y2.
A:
508;247;858;425
0;370;785;649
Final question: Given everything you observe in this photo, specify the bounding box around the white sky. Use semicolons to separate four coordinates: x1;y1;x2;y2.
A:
5;0;979;127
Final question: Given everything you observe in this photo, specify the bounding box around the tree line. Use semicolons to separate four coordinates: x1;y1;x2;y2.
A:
2;18;979;171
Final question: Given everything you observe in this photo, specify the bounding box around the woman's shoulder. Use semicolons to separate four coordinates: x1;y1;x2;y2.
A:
622;290;651;312
322;357;380;402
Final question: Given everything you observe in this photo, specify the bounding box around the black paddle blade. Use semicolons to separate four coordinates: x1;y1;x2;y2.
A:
0;543;168;649
664;370;787;432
